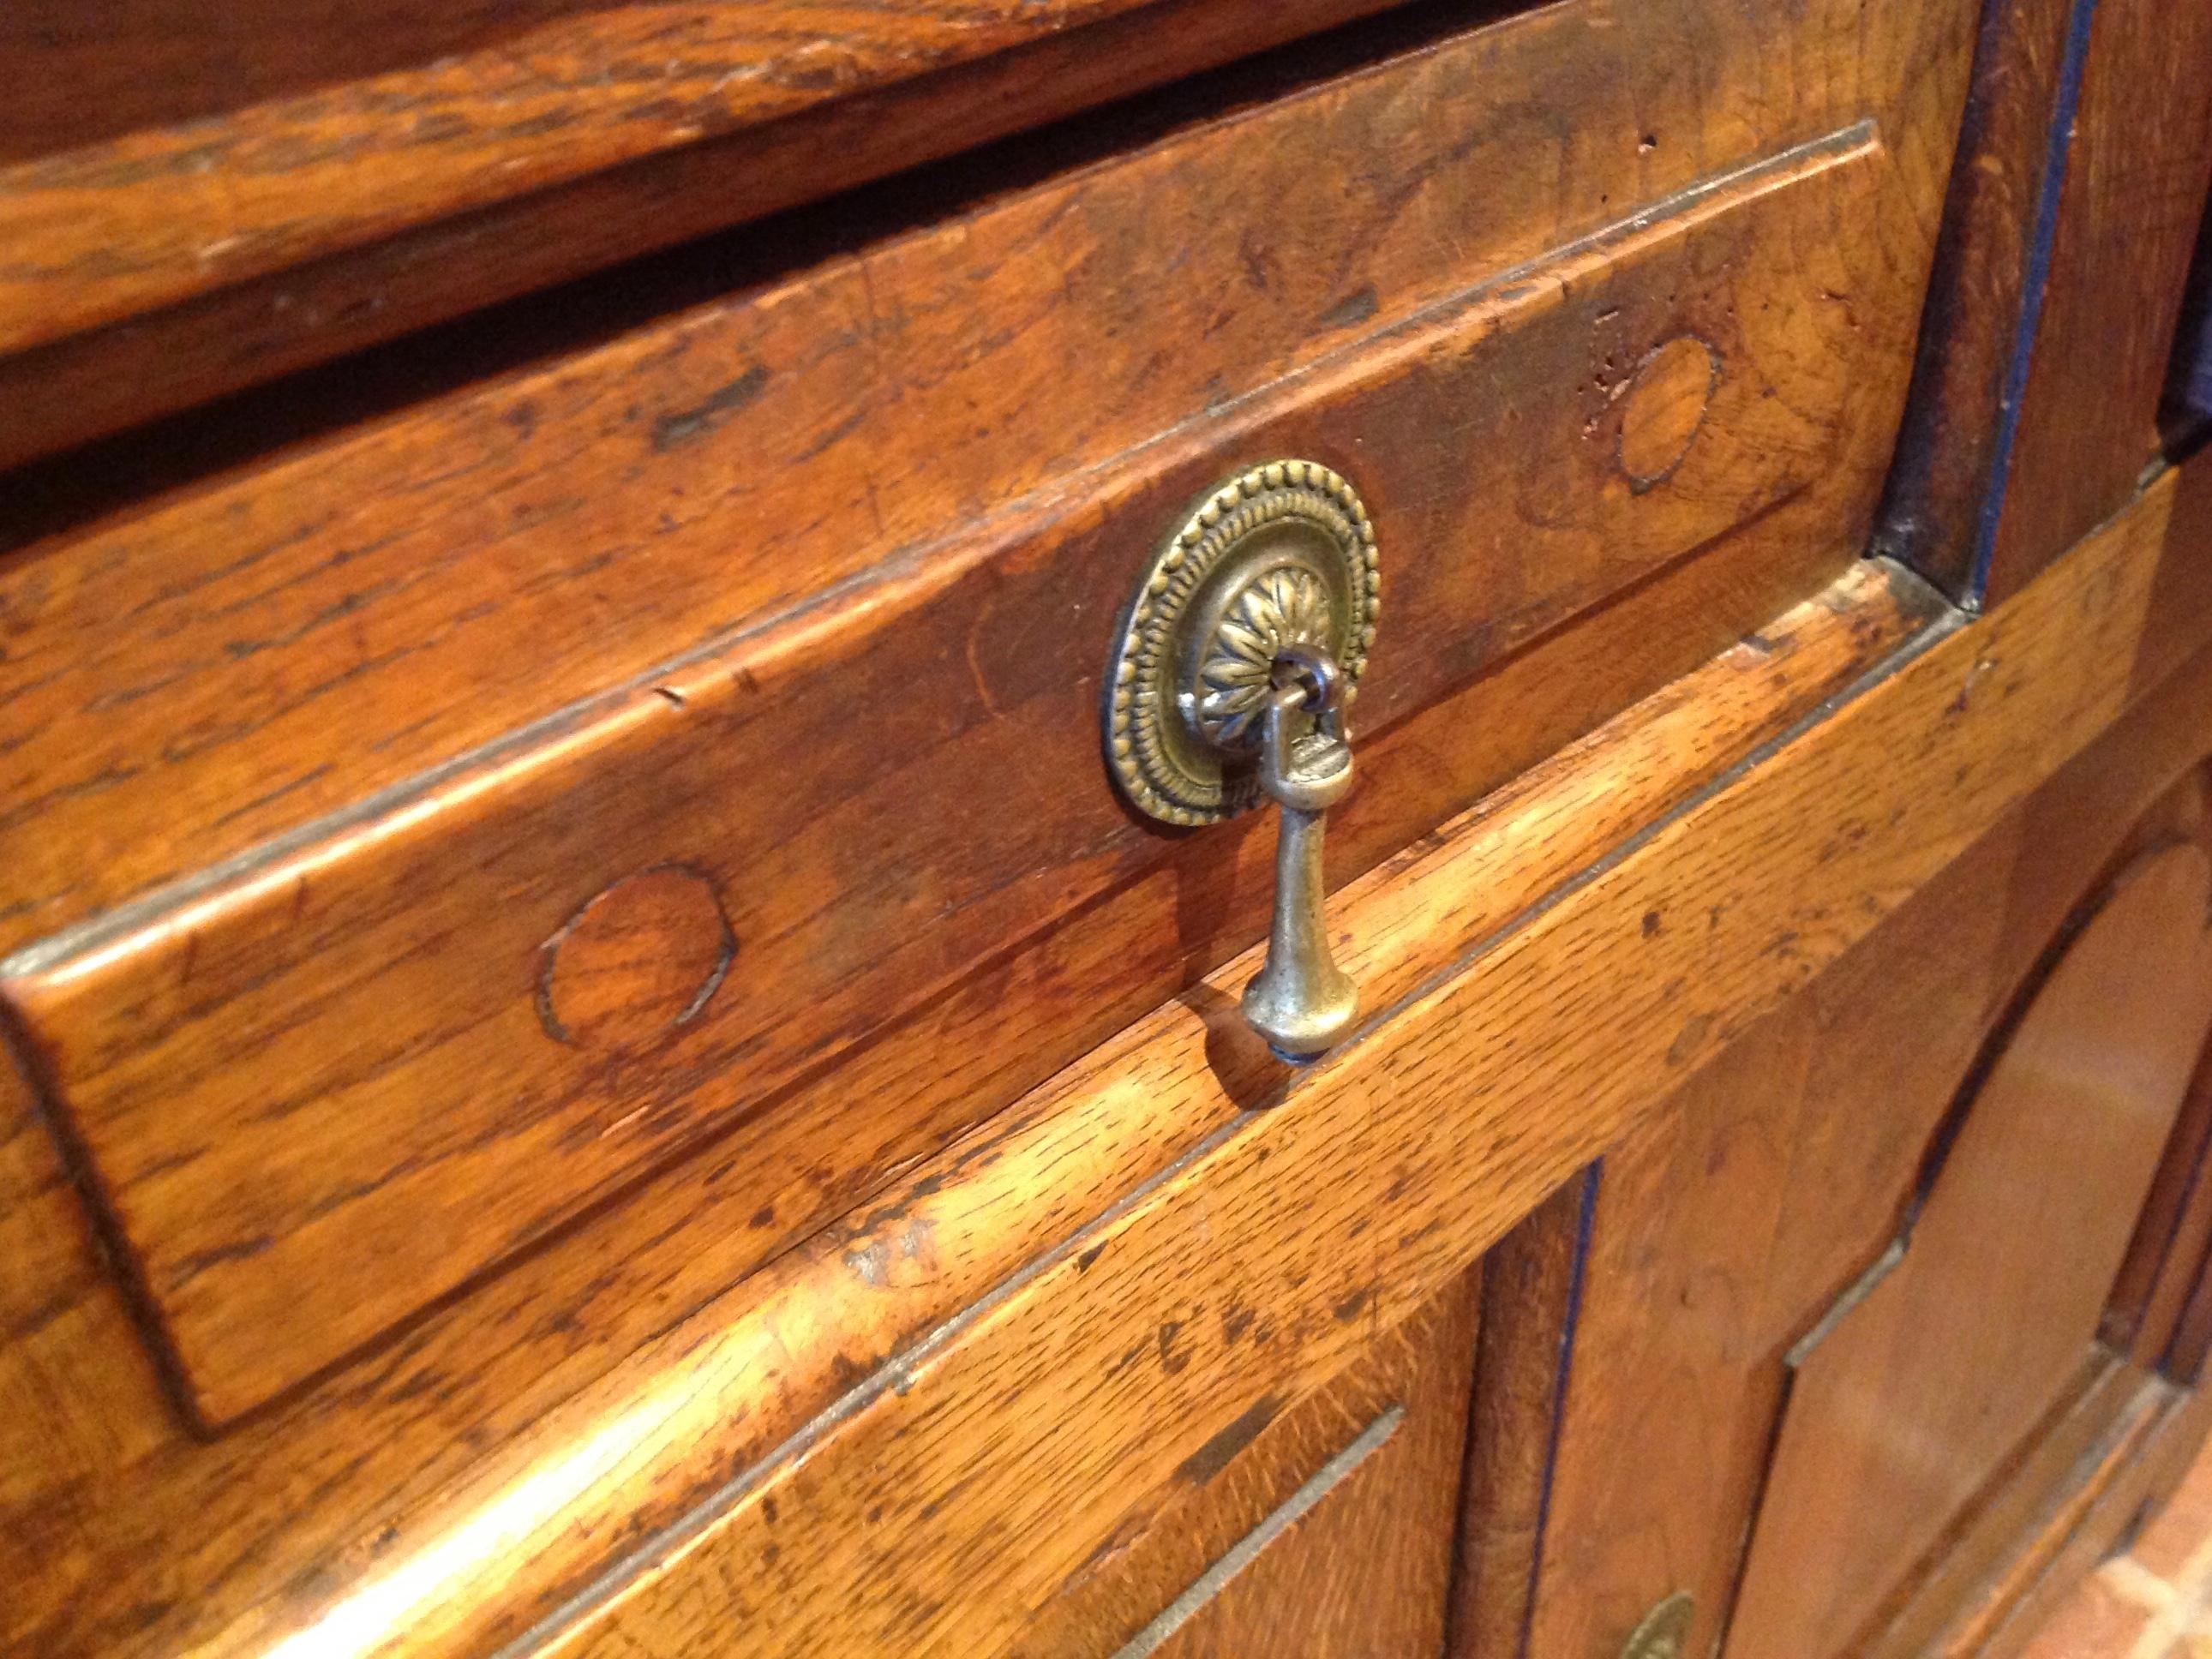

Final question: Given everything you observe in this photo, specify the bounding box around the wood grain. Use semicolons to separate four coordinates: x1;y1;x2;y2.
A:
1723;841;2212;1659
0;1;1448;470
1871;0;2075;598
1;456;2202;1659
1963;1381;2212;1658
0;548;1933;1653
1617;336;1719;490
532;446;2212;1656
1097;1270;1478;1659
1445;1170;1592;1659
1979;0;2212;601
0;1050;171;1512
1508;658;2212;1655
5;382;2203;1659
3;111;1933;1421
1005;1267;1478;1657
0;1;1970;942
2104;770;2212;1366
0;1;1394;355
2125;1032;2212;1371
1861;1355;2174;1658
1513;798;2028;1659
0;0;1981;471
1522;1015;1814;1659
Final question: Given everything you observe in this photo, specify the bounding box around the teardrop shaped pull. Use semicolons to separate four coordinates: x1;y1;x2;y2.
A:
1242;650;1358;1062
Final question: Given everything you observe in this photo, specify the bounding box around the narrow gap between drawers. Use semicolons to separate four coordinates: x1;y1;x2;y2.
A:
0;0;1543;561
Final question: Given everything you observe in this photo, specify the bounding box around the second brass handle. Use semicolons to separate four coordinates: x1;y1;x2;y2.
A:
1103;461;1381;1062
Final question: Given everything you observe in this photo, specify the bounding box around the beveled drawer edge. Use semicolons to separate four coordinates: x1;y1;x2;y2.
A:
177;554;1946;1659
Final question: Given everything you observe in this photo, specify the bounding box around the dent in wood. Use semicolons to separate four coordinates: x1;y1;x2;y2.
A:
537;866;734;1051
1617;335;1720;491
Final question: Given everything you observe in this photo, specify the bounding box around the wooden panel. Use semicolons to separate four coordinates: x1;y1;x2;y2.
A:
0;0;1267;345
1015;1267;1478;1659
0;0;1980;949
3;104;1936;1422
1862;1355;2179;1658
0;1051;171;1511
525;452;2212;1656
1497;622;2212;1659
1723;841;2212;1659
1521;1015;1813;1659
1872;0;2075;596
1980;0;2212;600
6;415;2205;1659
1445;1172;1592;1659
0;554;1933;1655
2107;803;2212;1367
1513;806;2023;1659
1971;1381;2212;1658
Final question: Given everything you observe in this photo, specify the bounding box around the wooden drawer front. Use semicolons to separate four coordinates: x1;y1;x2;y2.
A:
0;0;1971;1424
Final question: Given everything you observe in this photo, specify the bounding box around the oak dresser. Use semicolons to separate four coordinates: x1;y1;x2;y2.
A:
5;2;2212;1655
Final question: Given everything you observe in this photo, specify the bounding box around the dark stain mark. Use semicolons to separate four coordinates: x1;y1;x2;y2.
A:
1076;1243;1106;1273
1317;285;1379;331
1666;1013;1714;1066
1221;1302;1256;1345
1334;1286;1372;1323
760;1494;779;1525
652;364;771;451
750;1205;776;1228
1642;909;1663;938
1157;1319;1190;1375
652;686;686;709
1109;1337;1151;1379
1175;1394;1284;1486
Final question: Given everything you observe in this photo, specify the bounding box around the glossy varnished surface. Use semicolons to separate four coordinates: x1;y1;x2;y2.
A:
0;0;1978;1423
548;458;2209;1653
0;559;1933;1654
6;3;2209;1651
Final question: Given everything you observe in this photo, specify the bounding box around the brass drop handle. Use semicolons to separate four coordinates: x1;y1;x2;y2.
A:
1103;460;1381;1063
1243;648;1358;1061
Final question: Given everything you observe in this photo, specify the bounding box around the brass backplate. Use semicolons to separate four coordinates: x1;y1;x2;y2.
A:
1103;460;1379;824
